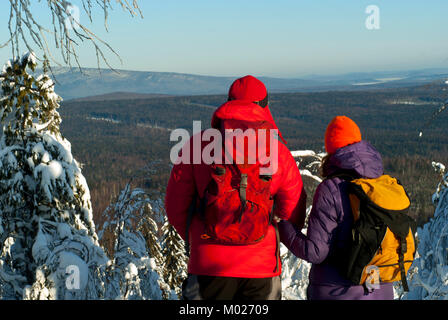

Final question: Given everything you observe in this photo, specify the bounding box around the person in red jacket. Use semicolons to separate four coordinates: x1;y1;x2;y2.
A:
165;75;307;300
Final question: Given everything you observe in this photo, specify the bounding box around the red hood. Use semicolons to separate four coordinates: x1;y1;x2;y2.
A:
211;100;287;144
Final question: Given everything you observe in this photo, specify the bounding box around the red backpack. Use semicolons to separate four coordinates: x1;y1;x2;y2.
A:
200;161;274;244
186;119;277;248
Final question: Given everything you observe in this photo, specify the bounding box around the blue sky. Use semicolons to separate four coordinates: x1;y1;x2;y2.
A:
1;0;448;77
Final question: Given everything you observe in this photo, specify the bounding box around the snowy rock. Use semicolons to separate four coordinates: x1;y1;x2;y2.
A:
291;150;319;158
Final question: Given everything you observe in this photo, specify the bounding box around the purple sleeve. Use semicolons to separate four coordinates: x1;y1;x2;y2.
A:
278;181;339;264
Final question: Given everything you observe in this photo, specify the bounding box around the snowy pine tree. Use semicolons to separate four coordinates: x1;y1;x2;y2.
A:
98;182;174;299
404;162;448;300
160;218;188;298
0;52;109;299
139;196;165;269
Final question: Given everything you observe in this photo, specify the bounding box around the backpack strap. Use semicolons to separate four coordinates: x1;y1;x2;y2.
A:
185;194;208;256
273;222;280;273
185;194;197;257
398;237;410;292
240;173;248;210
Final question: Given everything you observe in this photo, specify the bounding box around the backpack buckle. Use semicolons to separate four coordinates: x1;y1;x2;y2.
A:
240;174;248;209
260;174;272;182
214;166;226;176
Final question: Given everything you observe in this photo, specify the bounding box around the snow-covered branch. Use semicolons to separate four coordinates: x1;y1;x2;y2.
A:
4;0;142;71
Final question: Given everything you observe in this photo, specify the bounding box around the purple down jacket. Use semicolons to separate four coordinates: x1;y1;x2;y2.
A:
278;140;394;300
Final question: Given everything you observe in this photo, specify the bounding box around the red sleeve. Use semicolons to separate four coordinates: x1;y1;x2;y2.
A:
164;151;196;241
273;146;307;229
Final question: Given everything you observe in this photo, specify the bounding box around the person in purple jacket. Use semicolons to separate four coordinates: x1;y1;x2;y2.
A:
278;115;394;300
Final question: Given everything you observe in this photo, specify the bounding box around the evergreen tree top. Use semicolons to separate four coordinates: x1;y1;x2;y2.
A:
1;52;62;141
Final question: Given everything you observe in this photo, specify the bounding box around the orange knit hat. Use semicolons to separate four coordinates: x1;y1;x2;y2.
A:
325;116;362;154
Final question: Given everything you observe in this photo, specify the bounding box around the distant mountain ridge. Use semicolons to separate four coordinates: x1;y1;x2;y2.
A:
46;66;448;100
68;92;172;102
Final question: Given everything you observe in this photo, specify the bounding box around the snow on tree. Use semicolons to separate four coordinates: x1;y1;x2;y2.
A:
140;161;188;298
404;161;448;300
98;182;175;300
0;52;109;299
4;0;142;71
160;217;188;299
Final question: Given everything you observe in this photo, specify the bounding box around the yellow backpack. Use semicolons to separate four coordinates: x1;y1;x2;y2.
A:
338;174;417;291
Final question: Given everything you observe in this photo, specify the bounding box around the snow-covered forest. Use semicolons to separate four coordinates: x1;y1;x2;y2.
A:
0;53;447;300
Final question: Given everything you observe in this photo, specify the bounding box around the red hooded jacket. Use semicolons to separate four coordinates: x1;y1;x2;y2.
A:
165;76;306;278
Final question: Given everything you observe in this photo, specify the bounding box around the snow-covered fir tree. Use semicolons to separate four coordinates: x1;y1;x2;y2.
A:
404;161;448;300
98;182;174;299
139;195;165;269
0;52;109;299
160;217;188;299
